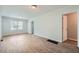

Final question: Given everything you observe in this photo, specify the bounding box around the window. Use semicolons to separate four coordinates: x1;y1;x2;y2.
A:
18;21;23;30
11;21;23;30
11;21;17;30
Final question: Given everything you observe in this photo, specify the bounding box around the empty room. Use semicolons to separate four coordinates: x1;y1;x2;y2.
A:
0;5;79;53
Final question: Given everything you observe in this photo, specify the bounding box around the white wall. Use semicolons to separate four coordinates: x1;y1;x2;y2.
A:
32;6;79;43
0;16;2;40
77;11;79;47
2;16;28;36
28;20;32;34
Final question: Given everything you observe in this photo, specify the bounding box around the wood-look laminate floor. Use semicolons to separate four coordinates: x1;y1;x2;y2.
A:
0;34;79;53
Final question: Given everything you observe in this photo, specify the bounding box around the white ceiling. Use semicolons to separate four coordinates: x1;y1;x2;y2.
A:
0;5;78;19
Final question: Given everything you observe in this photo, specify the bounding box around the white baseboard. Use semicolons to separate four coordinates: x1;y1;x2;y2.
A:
68;38;77;41
3;32;28;37
34;33;62;42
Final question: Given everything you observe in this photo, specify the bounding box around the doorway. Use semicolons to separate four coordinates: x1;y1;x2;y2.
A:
31;21;34;34
62;12;77;46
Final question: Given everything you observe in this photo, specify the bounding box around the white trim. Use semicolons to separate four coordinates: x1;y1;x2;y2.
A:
68;38;77;41
34;33;62;42
2;32;28;37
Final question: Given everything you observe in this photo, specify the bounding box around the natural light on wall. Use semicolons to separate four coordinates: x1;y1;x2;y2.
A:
18;21;23;30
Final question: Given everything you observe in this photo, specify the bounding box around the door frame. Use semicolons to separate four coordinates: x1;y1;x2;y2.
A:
31;21;34;34
62;14;67;42
62;12;78;46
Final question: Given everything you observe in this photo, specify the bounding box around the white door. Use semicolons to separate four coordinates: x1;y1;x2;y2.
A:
63;15;67;41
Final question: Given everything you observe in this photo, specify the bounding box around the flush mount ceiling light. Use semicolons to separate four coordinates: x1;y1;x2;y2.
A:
32;5;37;9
